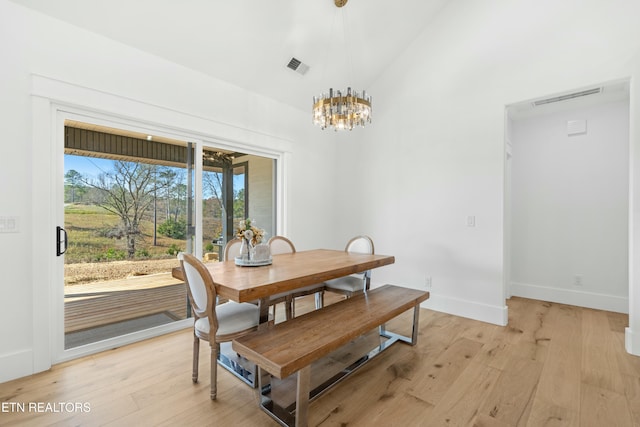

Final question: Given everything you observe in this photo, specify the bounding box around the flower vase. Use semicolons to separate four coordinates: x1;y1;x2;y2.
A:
240;238;253;261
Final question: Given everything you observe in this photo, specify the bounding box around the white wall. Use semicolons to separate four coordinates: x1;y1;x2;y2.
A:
343;0;640;331
510;100;629;312
0;0;339;383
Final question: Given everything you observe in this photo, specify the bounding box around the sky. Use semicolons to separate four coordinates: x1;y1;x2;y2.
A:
64;155;116;180
64;154;242;197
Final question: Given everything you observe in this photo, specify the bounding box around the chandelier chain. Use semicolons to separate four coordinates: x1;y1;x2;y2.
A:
312;0;372;131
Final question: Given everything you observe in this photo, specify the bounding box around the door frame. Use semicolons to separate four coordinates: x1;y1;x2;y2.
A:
55;110;202;362
31;75;290;369
502;78;639;357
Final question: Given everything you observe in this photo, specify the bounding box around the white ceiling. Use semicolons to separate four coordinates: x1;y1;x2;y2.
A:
11;0;449;113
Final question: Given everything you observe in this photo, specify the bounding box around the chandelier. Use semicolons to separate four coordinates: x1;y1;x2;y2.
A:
312;0;372;131
312;88;372;131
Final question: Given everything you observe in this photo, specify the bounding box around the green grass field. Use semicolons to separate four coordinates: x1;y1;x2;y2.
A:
64;204;187;264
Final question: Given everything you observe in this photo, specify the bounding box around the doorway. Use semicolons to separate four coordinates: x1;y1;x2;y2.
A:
505;80;630;313
29;75;289;374
62;123;194;349
57;118;277;357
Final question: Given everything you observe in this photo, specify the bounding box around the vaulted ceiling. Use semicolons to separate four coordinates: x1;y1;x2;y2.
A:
11;0;450;113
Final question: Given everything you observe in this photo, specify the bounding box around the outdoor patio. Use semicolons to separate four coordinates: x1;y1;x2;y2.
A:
64;272;188;348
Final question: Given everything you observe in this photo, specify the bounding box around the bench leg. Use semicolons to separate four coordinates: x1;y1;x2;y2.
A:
296;366;311;427
410;305;420;345
379;305;421;345
258;366;271;395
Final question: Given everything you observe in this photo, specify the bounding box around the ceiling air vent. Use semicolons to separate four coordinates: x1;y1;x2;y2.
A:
533;88;602;107
286;57;309;75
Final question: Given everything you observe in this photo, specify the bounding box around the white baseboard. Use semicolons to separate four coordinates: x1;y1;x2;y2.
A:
0;349;34;384
510;281;628;314
626;327;640;356
422;294;508;326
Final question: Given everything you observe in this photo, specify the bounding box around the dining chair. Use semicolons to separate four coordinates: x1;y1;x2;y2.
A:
223;237;243;261
224;236;286;316
268;236;324;318
179;252;262;400
323;235;375;299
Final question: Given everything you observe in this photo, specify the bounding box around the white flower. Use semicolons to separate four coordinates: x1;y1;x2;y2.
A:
236;219;264;245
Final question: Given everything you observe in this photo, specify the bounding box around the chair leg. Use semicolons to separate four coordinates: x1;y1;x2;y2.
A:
210;342;218;400
192;335;200;383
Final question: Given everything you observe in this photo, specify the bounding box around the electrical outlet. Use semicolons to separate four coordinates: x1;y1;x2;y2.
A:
574;275;583;287
425;276;432;290
467;215;476;227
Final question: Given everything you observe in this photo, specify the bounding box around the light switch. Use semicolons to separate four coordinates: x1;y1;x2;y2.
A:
0;216;19;233
467;216;476;227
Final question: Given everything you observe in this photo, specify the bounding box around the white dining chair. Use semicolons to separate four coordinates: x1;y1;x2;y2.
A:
223;237;243;261
323;235;375;298
179;252;262;400
268;236;324;318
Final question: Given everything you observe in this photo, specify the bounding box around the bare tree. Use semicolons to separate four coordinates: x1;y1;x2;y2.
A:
203;170;224;212
169;182;187;222
86;161;169;258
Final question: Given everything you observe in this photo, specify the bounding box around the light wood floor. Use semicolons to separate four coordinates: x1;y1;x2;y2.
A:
2;295;639;426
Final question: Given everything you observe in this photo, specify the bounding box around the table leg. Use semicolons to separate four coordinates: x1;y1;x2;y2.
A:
314;292;323;309
258;297;270;325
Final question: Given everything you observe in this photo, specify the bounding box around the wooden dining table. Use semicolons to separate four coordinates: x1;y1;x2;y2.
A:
172;248;395;388
172;248;395;324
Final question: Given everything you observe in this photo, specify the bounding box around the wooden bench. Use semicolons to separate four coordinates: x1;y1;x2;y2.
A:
232;284;429;427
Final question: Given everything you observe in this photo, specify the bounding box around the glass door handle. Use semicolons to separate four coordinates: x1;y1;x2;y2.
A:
56;226;67;256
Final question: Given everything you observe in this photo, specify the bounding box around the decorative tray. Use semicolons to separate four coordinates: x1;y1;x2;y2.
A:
234;257;272;267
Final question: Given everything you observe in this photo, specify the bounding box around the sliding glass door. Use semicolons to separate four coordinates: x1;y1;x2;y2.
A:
62;123;192;349
60;121;276;351
200;152;275;261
